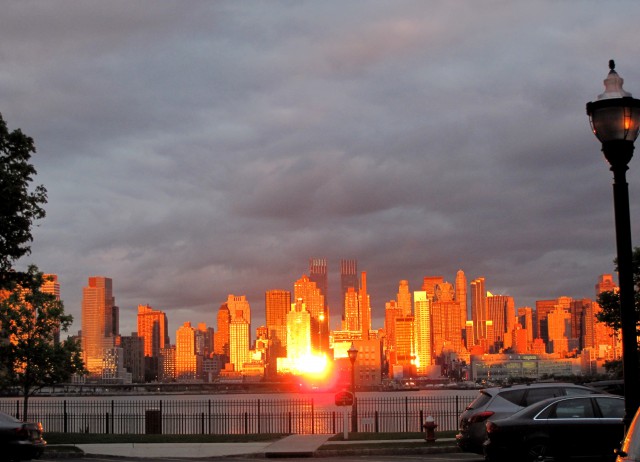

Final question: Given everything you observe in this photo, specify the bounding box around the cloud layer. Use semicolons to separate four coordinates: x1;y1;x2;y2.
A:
3;1;640;337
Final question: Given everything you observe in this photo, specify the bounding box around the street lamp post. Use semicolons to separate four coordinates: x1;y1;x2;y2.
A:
348;342;358;433
587;60;640;427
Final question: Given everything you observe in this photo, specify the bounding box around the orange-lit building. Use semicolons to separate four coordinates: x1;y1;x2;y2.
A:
265;289;290;356
81;276;116;376
137;304;169;357
413;291;431;374
175;322;200;381
294;275;325;354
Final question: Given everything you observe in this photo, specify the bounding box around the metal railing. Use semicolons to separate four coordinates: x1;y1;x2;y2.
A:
0;395;473;435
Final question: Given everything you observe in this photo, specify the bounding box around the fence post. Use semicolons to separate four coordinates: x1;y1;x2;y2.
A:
419;409;424;430
288;412;292;434
405;397;409;432
332;411;336;434
16;400;19;420
208;400;211;435
257;399;261;434
111;400;115;434
201;412;205;435
63;400;68;433
244;412;248;434
106;412;109;434
374;410;379;433
311;398;315;435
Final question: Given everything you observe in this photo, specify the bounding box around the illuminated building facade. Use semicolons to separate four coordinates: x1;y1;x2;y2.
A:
486;294;515;352
413;291;432;373
81;276;116;376
397;280;412;316
340;259;358;312
359;272;371;340
229;317;250;371
294;275;325;353
137;304;169;357
176;321;199;381
265;289;290;356
470;277;487;344
214;303;230;356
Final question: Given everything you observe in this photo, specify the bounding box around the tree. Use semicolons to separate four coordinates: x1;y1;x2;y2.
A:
595;247;640;340
0;112;47;289
0;267;85;419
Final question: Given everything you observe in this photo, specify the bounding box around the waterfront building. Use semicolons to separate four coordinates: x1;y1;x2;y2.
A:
343;286;360;331
118;333;145;383
432;281;466;357
547;306;571;354
214;303;230;357
81;276;116;377
159;345;176;382
353;338;383;387
517;307;534;346
227;294;251;326
101;347;131;384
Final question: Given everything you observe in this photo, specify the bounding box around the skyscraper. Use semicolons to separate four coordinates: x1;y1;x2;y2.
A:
309;258;328;306
294;275;326;353
81;276;116;376
265;289;291;356
470;277;487;344
226;294;251;325
340;259;358;312
397;280;412;316
413;291;432;373
175;321;198;381
214;303;230;357
286;298;312;361
455;269;468;325
486;294;515;352
137;304;170;358
229;317;250;371
359;271;371;340
343;287;360;331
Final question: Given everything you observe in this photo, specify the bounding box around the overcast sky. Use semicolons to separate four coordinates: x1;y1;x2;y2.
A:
3;1;640;340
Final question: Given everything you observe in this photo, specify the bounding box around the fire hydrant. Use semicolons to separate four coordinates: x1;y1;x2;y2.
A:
423;415;438;443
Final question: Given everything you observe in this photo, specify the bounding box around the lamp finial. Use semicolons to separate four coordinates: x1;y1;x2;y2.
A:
609;59;615;71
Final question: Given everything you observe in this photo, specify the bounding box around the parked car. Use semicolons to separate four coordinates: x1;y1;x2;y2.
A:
483;394;625;462
456;382;601;454
0;411;46;461
616;406;640;462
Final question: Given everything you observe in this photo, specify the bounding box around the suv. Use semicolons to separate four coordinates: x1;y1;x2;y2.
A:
456;382;600;454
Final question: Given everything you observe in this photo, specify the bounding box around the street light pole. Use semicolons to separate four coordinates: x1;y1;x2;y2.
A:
348;342;358;433
587;60;640;428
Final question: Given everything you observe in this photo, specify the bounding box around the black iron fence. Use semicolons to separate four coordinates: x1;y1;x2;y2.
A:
0;395;473;435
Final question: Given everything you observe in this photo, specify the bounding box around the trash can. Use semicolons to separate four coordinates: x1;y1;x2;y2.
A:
145;409;162;434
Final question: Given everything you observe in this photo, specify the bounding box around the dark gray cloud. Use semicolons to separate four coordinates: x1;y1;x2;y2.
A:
3;1;640;337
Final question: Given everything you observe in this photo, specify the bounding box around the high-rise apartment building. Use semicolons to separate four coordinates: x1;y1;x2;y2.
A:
229;317;250;371
413;291;432;373
175;322;199;381
431;281;465;356
137;304;170;357
265;289;291;356
118;333;144;382
547;307;571;354
340;259;359;313
41;274;61;343
470;277;487;343
81;276;116;376
486;294;515;352
214;303;230;356
517;307;534;345
343;287;360;331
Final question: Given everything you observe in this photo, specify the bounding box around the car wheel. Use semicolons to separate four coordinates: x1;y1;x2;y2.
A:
525;439;554;462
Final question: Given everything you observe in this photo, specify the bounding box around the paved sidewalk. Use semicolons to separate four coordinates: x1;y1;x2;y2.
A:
47;436;457;458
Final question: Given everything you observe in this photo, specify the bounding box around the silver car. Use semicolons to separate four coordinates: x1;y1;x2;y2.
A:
456;382;600;454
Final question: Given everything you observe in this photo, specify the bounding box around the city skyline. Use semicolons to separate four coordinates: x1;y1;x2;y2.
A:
69;262;612;341
3;3;640;341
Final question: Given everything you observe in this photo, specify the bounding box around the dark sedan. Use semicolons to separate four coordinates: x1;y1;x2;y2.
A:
483;394;625;462
0;411;46;461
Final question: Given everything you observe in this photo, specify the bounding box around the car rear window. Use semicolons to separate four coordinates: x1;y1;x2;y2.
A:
498;389;527;406
524;387;563;406
467;391;492;410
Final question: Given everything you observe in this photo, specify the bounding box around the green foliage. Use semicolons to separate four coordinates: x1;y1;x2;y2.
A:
595;247;640;340
0;267;85;417
0;112;47;287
